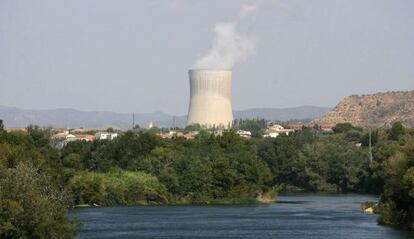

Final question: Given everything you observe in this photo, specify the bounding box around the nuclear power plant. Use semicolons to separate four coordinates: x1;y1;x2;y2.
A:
186;69;233;129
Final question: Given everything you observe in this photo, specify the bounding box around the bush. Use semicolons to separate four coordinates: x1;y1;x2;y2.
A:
389;122;405;141
68;170;168;206
0;163;79;239
104;170;168;205
68;172;107;205
333;123;361;134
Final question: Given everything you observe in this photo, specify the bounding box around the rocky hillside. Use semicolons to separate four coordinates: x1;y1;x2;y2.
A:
311;90;414;128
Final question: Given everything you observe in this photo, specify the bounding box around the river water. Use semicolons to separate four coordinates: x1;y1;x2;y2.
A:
70;194;413;238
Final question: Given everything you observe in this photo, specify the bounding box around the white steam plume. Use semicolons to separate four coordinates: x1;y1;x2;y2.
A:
193;4;258;69
239;3;258;18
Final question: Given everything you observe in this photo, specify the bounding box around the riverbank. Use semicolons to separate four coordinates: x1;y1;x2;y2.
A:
74;195;275;208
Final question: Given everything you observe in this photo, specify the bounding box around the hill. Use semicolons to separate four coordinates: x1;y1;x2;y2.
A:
311;90;414;127
0;105;330;129
233;106;329;122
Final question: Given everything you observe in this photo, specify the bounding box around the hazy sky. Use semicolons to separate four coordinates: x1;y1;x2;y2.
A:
1;0;413;115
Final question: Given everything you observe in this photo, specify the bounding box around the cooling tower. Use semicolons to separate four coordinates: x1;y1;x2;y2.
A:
187;69;233;129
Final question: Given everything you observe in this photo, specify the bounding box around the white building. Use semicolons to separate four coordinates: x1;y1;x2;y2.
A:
52;132;76;140
54;134;95;149
237;130;252;139
263;124;294;138
95;132;118;140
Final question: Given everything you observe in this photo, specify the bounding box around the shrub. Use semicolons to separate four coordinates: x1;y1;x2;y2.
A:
68;172;107;205
0;163;79;238
68;170;168;206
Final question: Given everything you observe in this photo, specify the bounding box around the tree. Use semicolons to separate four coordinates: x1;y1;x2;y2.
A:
333;123;361;134
177;156;213;203
377;151;413;228
402;167;414;199
26;125;52;148
69;172;107;205
237;119;266;138
211;155;237;198
344;129;362;142
63;153;82;169
0;163;79;238
0;119;4;135
389;122;405;141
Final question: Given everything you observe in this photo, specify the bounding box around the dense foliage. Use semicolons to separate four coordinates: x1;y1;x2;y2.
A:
61;130;274;204
1;118;414;236
375;136;414;229
0;121;79;238
234;118;267;138
69;170;168;205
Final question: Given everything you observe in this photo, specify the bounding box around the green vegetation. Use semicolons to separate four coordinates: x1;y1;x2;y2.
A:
0;120;79;238
69;170;167;205
375;138;414;230
234;118;267;138
0;164;80;239
1;117;414;236
332;122;362;134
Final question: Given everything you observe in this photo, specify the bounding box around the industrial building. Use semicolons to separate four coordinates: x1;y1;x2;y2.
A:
186;69;233;128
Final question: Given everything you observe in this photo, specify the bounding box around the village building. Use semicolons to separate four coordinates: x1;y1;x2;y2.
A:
263;124;295;138
158;130;199;140
54;133;95;149
237;130;252;139
52;132;76;141
95;132;118;140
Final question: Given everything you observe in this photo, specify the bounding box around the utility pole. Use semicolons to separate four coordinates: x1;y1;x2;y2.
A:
132;113;135;129
368;127;373;164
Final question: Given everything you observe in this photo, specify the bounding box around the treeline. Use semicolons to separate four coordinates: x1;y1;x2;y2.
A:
1;119;414;238
60;130;274;205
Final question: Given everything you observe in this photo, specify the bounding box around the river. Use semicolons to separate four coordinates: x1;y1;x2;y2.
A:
70;194;413;238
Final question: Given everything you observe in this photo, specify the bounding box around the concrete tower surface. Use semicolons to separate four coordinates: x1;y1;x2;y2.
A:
187;69;233;128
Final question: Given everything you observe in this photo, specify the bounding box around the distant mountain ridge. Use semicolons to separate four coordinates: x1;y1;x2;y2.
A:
0;105;172;129
311;90;414;127
0;105;330;129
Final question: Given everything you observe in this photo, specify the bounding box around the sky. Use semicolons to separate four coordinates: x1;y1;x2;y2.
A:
1;0;413;115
